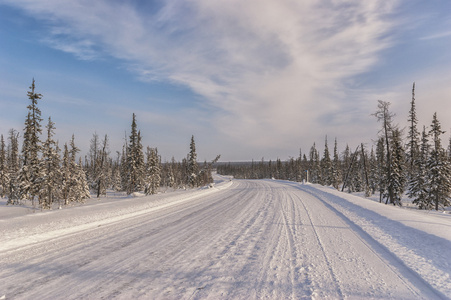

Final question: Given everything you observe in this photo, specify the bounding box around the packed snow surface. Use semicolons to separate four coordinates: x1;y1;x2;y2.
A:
1;177;450;299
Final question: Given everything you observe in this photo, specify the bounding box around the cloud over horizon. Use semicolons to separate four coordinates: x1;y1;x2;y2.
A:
2;0;451;160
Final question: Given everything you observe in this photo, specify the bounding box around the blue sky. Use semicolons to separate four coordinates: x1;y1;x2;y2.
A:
1;0;451;162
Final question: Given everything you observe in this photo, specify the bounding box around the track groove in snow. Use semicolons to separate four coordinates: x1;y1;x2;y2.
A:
1;179;450;299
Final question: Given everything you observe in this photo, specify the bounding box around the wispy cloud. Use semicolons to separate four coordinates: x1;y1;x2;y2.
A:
1;0;402;153
420;30;451;41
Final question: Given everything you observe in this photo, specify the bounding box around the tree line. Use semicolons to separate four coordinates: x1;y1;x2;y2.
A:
218;83;451;211
0;79;219;210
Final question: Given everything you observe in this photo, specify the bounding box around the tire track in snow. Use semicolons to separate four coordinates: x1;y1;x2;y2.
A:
1;182;245;299
286;182;448;300
294;190;345;299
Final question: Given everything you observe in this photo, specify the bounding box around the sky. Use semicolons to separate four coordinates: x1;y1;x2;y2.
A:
1;0;451;162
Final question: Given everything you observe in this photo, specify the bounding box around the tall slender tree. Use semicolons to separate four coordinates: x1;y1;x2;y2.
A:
145;147;161;195
321;136;333;186
187;135;199;187
373;100;396;204
387;128;406;205
427;113;451;210
126;114;145;194
0;135;9;198
39;117;62;209
18;79;44;206
406;82;420;178
408;126;431;209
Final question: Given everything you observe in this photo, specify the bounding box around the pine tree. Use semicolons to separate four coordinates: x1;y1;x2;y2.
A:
0;135;9;198
408;126;431;209
426;113;451;210
95;134;109;198
331;138;341;189
387;128;406;205
309;143;320;184
376;137;386;203
373;100;396;204
341;144;351;184
75;157;91;202
187;135;199;187
126;114;145;194
61;143;71;206
6;129;20;204
406;82;420;179
87;132;100;191
145;147;161;195
368;147;378;196
39;117;62;209
18;79;44;206
321;136;333;186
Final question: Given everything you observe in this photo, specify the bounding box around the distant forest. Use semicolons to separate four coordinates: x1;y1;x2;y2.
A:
1;80;450;211
0;79;219;210
218;83;451;211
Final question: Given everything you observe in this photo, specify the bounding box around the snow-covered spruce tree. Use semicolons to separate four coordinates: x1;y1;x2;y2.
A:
407;126;431;209
321;136;333;186
61;143;70;206
95;134;109;198
75;156;90;202
386;128;406;206
0;135;9;198
126;114;145;194
187;135;199;187
70;136;90;203
368;147;379;196
87;132;100;192
332;138;341;190
167;162;175;188
347;150;362;193
373;100;396;205
426;113;451;210
406;82;420;179
309;143;321;184
18;79;44;207
341;144;351;185
144;147;161;195
61;136;90;206
375;137;386;203
39;117;62;209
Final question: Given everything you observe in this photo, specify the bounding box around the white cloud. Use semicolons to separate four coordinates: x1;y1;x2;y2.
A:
2;0;405;157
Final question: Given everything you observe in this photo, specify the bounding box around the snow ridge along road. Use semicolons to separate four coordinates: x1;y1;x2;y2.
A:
1;179;450;299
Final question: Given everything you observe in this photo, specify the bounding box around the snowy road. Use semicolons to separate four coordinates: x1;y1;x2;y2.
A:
1;179;450;299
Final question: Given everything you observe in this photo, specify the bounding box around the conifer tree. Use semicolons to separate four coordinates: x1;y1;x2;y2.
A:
427;113;451;210
368;147;378;195
87;132;100;191
387;128;406;205
406;82;420;178
408;126;431;209
332;138;341;189
373;100;396;204
341;144;351;184
61;143;71;206
376;137;386;203
18;79;44;206
187;135;199;187
39;117;62;209
75;156;91;202
95;134;109;198
321;136;333;186
145;147;161;195
309;143;320;184
126;114;145;194
0;135;9;198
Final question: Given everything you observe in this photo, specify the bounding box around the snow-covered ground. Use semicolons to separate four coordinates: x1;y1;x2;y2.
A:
1;177;450;299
